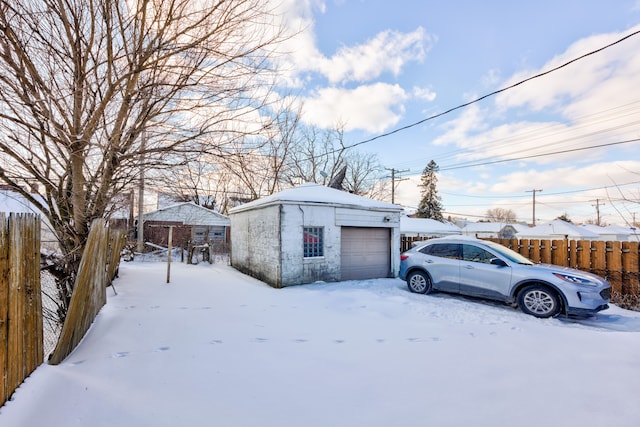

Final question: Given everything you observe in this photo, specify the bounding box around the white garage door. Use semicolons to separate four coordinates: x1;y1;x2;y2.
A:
340;227;390;281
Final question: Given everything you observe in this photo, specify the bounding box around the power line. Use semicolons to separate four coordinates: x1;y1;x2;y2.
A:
392;98;640;172
343;28;640;151
441;179;640;200
438;137;640;171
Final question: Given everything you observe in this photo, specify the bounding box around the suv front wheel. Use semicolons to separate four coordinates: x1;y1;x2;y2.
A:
517;285;561;318
407;271;433;294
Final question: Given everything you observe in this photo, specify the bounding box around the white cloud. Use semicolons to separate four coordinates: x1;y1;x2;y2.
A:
489;161;640;195
318;28;430;84
295;83;408;133
272;2;432;88
412;85;437;102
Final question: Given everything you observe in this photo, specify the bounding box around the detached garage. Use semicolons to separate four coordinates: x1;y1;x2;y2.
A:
229;183;402;288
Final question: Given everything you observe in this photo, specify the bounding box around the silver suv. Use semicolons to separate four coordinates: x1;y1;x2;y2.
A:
399;235;610;318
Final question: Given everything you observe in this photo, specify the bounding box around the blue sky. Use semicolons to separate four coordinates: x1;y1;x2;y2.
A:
272;0;640;225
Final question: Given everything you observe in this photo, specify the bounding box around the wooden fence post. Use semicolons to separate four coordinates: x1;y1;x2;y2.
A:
49;219;110;365
530;240;541;263
518;239;530;258
591;241;606;278
540;240;552;264
1;213;42;406
0;213;7;405
569;240;578;269
622;241;639;295
576;240;591;271
606;241;623;294
551;239;568;266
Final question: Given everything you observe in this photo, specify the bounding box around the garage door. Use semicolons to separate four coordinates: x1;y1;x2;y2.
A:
340;227;390;281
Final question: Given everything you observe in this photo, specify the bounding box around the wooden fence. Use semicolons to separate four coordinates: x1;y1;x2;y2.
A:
49;219;126;365
401;236;639;296
0;213;42;406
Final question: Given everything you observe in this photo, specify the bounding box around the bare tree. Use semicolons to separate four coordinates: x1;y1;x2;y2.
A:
342;150;389;199
486;208;517;223
0;0;285;311
284;123;388;199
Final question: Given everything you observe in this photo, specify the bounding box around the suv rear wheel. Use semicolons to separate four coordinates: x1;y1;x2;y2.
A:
517;285;561;318
407;271;432;294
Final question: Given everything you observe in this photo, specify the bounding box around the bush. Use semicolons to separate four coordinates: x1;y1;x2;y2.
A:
611;291;640;312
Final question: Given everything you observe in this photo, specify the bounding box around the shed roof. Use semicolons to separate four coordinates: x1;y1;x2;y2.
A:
144;202;230;226
461;222;524;233
229;183;402;213
516;220;600;239
400;216;460;234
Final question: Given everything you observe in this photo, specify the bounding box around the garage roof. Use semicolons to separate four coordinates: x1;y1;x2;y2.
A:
230;183;402;213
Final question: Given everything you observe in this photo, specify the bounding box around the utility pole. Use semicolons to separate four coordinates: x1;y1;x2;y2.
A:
591;198;605;226
137;130;146;253
526;189;542;226
385;167;409;204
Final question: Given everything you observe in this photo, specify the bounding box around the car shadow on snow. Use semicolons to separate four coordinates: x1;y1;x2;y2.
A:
398;283;640;332
557;309;640;332
299;278;640;332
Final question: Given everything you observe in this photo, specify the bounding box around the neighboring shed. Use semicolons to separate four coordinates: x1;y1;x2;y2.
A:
229;183;402;287
461;222;529;239
516;220;600;241
143;202;230;247
400;216;460;238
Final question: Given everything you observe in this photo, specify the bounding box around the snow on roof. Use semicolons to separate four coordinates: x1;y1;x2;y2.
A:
400;216;460;234
517;220;600;239
582;224;639;235
0;189;47;215
229;183;402;213
461;222;510;233
144;202;230;226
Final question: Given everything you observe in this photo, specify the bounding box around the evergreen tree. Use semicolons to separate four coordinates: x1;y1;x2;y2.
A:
416;160;444;221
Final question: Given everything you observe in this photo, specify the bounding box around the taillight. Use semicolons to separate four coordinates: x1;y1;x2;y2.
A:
400;254;409;261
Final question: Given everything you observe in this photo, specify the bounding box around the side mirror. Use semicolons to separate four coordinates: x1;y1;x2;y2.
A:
490;258;508;267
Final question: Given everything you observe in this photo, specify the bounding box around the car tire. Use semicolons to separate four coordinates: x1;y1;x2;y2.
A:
407;271;432;294
517;285;561;318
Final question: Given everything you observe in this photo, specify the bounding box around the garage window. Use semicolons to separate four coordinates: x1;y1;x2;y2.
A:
303;227;324;257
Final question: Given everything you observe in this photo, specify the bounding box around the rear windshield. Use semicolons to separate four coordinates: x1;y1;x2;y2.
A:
483;240;533;265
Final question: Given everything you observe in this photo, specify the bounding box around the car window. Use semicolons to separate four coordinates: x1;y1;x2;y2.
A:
420;243;460;259
462;244;495;264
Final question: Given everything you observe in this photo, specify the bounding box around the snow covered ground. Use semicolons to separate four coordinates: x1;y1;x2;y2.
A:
1;261;640;427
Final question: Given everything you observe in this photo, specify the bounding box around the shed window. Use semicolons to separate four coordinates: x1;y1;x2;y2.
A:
303;227;324;258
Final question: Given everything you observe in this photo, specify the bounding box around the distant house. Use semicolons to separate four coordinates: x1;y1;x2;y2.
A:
516;220;600;241
580;224;640;242
229;183;402;288
400;216;460;238
143;202;230;248
461;222;529;239
497;223;530;239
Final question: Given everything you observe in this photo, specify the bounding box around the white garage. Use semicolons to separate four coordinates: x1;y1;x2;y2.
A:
229;183;402;288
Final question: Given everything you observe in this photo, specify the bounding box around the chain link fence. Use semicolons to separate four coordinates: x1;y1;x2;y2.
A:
41;270;63;360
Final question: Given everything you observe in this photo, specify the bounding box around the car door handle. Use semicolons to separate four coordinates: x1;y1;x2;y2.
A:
423;259;434;264
463;265;474;269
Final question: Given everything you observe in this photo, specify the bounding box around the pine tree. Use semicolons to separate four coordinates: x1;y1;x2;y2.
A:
416;160;444;221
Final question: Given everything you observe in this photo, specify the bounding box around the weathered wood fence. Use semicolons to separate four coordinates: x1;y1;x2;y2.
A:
0;213;42;406
401;236;640;296
2;216;126;407
49;219;126;365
